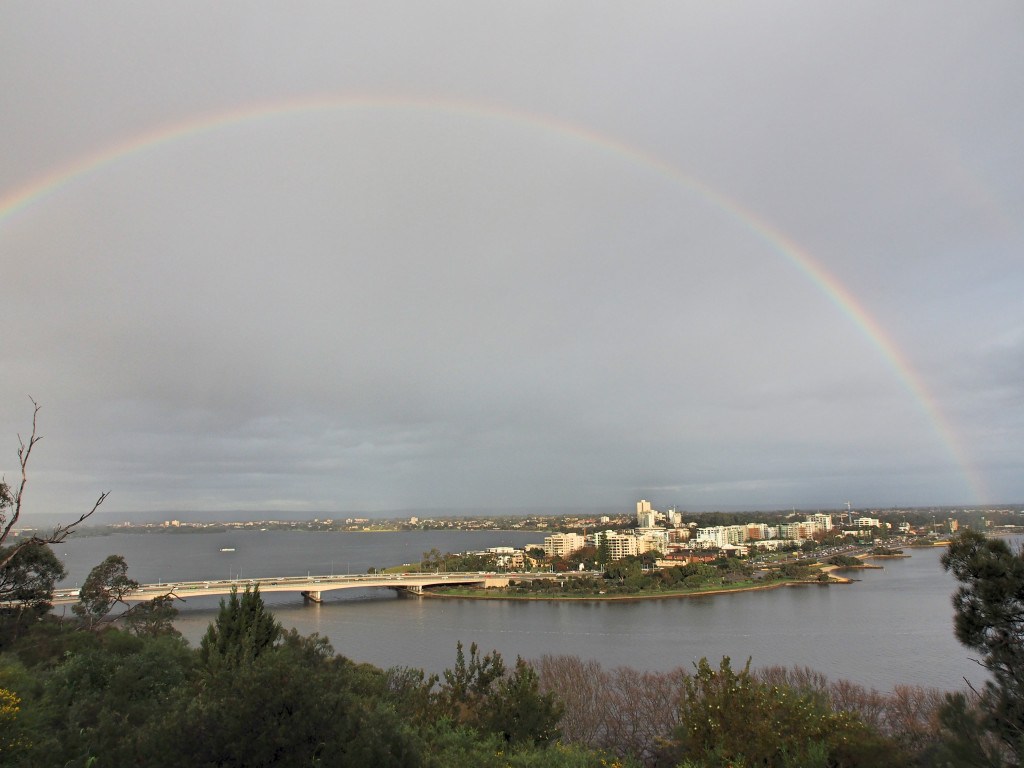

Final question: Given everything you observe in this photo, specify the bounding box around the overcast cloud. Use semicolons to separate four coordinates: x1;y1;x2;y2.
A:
2;2;1022;518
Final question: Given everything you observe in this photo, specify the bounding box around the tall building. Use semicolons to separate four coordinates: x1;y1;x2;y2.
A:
809;513;833;532
638;528;669;554
726;525;749;544
544;532;586;558
779;522;815;540
593;529;641;560
668;527;691;543
695;526;729;548
604;532;640;560
746;523;769;540
636;499;656;528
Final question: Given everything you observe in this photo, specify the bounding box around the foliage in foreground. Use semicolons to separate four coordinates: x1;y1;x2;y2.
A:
669;657;896;767
0;608;980;768
938;530;1024;766
0;585;597;768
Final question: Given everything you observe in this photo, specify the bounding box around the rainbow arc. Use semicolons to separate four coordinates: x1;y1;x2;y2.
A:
0;95;986;504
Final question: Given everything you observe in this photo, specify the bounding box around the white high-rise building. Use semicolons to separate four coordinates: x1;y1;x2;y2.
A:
638;528;669;555
809;513;833;532
636;499;656;528
695;526;730;548
544;532;586;558
594;529;640;560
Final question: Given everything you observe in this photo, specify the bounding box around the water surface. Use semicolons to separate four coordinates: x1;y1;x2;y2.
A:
56;531;981;691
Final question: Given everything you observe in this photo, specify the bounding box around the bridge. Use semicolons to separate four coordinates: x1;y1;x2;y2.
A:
49;571;547;605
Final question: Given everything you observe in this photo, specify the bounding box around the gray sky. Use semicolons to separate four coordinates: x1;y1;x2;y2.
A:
2;2;1022;518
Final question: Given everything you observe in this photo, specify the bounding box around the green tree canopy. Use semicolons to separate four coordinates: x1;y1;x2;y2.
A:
0;542;65;613
595;540;611;566
439;641;564;747
941;531;1024;763
671;657;896;767
72;554;139;628
483;656;564;746
199;584;282;669
124;594;180;638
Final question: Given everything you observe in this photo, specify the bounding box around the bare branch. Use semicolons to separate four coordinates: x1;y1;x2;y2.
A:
0;491;108;573
0;398;41;547
1;399;108;572
89;589;182;632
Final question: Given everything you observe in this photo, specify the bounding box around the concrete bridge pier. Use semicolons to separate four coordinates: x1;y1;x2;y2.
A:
301;590;322;603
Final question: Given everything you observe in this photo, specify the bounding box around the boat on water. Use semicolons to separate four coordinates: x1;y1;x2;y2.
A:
219;547;235;552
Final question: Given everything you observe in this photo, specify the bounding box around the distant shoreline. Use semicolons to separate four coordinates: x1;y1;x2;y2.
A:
43;525;548;538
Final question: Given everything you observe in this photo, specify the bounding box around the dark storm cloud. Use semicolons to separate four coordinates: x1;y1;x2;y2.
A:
1;1;1022;516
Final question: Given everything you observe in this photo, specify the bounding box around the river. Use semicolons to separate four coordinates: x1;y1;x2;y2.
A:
53;529;983;692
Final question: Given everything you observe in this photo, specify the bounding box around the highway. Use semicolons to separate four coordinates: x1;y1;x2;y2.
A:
49;570;558;605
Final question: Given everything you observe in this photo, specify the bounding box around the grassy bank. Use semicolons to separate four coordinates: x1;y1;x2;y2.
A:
422;577;843;602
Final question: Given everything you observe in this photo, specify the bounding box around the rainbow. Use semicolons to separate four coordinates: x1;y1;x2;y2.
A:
0;94;986;504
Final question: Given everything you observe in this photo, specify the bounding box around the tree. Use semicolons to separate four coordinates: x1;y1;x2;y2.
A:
604;557;642;584
150;636;426;768
199;584;282;669
422;547;443;571
0;399;108;573
73;554;139;628
670;656;896;767
483;656;563;746
439;640;507;719
36;629;196;765
0;686;29;756
595;540;610;567
439;642;564;747
124;595;180;638
940;531;1024;764
0;541;66;612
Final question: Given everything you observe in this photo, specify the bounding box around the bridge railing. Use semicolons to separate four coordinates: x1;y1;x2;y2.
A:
51;570;574;603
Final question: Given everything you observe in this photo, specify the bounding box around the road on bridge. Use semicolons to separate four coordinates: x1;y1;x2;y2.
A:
50;570;571;605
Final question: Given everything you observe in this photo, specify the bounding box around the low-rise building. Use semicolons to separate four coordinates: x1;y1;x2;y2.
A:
488;546;525;569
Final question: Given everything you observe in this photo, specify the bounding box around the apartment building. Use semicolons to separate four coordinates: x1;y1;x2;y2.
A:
593;529;640;560
543;532;586;558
